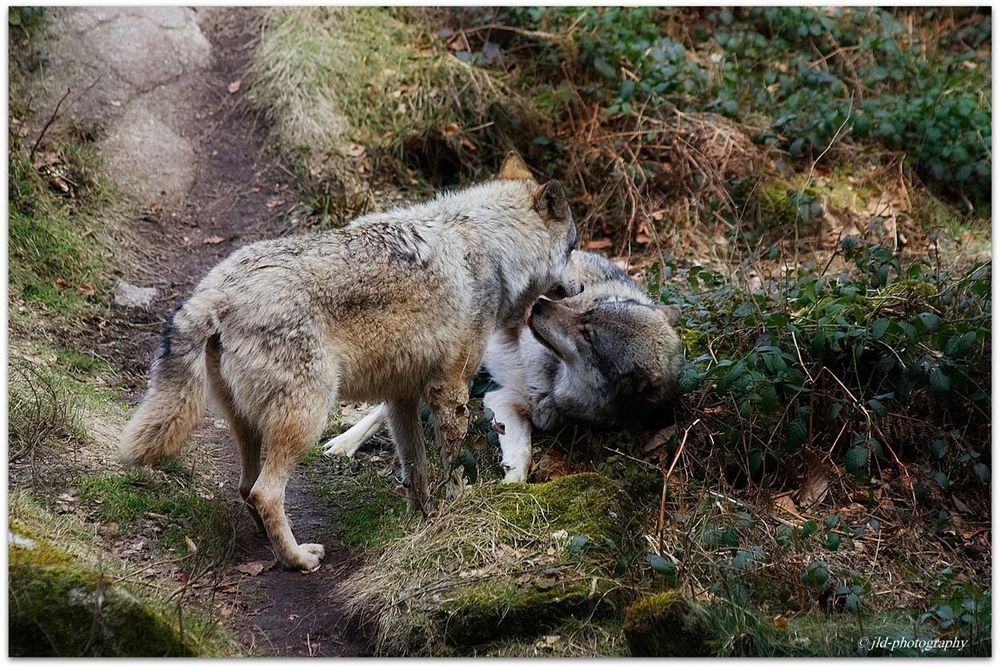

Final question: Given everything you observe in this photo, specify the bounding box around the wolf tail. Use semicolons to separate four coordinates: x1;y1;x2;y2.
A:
119;289;229;467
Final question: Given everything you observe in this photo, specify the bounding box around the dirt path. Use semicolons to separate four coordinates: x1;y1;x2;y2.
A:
31;7;368;656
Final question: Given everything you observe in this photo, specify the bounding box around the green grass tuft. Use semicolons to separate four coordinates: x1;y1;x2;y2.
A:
9;140;119;321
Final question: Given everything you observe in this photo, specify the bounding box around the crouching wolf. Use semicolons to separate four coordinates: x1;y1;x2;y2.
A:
119;153;581;571
325;250;683;482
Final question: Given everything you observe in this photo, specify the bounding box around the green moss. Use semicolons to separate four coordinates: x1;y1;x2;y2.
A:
475;617;628;657
443;576;623;648
485;472;628;540
9;529;196;656
624;591;709;657
10;492;236;656
55;349;103;374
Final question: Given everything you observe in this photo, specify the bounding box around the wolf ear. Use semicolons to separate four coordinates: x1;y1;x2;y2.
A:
532;179;569;221
499;151;533;181
657;305;681;326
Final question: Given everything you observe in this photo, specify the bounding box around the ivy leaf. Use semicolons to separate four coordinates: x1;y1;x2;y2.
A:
647;554;677;584
825;532;841;551
803;561;829;588
786;420;808;449
918;312;942;332
845;446;869;475
567;535;589;555
871;318;891;340
677;364;703;393
929;367;952;394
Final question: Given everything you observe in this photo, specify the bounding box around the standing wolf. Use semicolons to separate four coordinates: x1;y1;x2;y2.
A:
326;250;683;482
119;153;581;571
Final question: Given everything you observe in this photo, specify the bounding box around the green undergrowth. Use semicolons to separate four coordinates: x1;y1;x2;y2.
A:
505;7;990;209
311;454;408;550
78;467;237;561
9;491;235;656
656;236;990;495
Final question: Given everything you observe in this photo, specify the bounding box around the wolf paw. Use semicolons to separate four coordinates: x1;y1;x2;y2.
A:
503;467;528;484
322;435;358;458
287;543;325;572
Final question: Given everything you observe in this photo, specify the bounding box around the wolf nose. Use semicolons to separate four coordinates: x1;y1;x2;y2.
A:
531;298;551;317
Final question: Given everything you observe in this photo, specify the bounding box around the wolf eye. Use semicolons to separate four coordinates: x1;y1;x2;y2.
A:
581;326;593;343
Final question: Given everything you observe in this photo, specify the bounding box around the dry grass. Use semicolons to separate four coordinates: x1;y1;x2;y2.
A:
246;7;522;216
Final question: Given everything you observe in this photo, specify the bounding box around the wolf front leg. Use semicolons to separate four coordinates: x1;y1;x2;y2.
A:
483;387;534;483
427;381;472;499
323;403;388;457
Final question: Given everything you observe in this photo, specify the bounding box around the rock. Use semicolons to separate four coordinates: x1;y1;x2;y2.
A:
27;8;212;204
9;524;196;656
623;591;710;657
113;281;157;308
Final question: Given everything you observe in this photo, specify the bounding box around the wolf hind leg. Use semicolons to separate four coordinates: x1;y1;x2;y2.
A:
250;410;328;571
323;403;388;457
206;338;264;532
386;398;429;514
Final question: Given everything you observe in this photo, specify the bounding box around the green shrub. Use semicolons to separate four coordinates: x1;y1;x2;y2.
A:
655;236;990;492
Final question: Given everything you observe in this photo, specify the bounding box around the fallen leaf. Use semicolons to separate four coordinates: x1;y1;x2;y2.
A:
773;615;789;629
535;451;569;482
77;283;95;296
203;235;225;245
773;493;799;515
584;238;613;250
344;142;366;158
441;122;461;139
447;33;470;52
635;232;653;244
48;175;70;193
235;559;276;577
227;79;241;94
55;278;68;288
798;449;830;510
184;536;198;554
952;495;973;515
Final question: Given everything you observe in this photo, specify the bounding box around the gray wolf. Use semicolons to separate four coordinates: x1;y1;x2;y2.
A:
324;250;683;482
118;153;581;571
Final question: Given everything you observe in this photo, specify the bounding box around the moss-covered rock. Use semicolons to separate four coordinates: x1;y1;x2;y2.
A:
623;591;710;657
9;527;196;657
340;473;635;655
442;576;621;647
